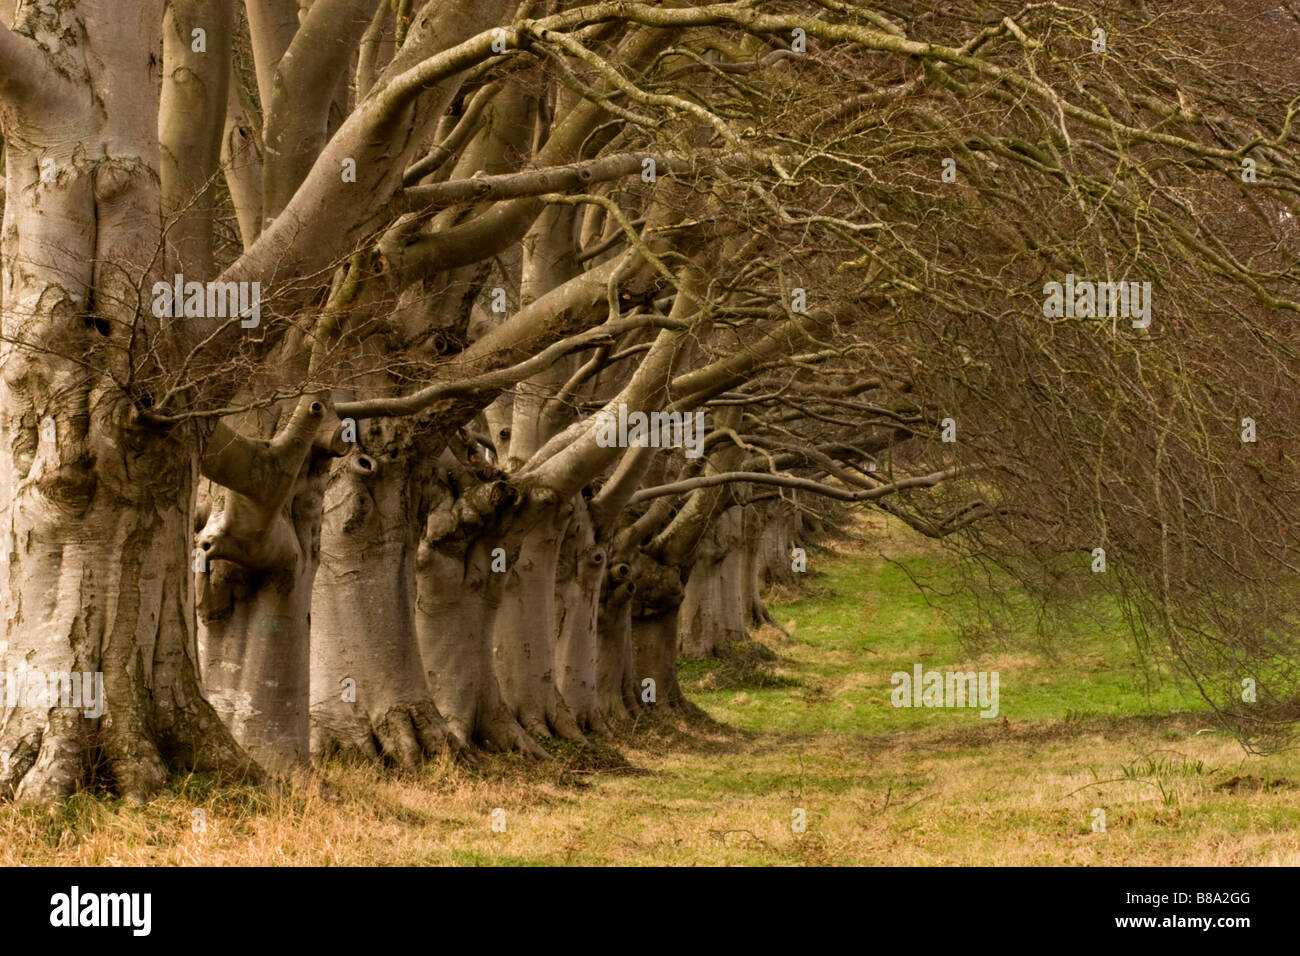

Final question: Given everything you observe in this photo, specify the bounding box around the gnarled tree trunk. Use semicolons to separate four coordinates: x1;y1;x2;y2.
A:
678;504;746;658
195;400;338;773
489;487;585;741
0;0;257;803
554;495;610;735
739;502;771;627
595;562;639;723
310;435;462;766
758;498;798;589
628;556;689;710
415;454;543;755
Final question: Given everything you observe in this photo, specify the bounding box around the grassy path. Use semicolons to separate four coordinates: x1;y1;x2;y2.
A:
4;519;1298;864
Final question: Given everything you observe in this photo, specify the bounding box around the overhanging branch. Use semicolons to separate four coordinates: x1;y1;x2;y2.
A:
629;465;973;505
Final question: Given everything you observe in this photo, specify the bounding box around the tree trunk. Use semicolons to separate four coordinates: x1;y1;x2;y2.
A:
0;430;260;803
554;495;610;734
0;0;258;803
627;555;689;709
195;449;330;773
310;447;462;766
759;500;797;588
740;503;770;626
678;505;746;658
595;567;639;722
717;525;749;642
490;487;585;740
631;612;689;710
195;394;347;773
415;461;544;755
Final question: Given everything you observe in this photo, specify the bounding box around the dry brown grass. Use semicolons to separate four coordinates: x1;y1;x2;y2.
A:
0;707;1293;865
1;509;1296;865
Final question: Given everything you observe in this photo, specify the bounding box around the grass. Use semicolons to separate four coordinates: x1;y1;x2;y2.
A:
1;512;1297;865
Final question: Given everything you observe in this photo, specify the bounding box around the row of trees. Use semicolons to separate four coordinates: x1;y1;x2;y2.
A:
0;0;1298;803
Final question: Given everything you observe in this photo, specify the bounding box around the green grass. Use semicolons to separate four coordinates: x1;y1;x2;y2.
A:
1;516;1296;865
683;544;1202;734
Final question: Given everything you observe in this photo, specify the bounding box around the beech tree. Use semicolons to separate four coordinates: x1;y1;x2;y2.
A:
2;0;1299;806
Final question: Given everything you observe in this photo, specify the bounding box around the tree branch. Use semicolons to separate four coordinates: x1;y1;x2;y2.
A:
629;466;972;505
402;151;697;212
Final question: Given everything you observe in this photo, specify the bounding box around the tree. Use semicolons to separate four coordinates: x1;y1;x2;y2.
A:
4;0;1299;805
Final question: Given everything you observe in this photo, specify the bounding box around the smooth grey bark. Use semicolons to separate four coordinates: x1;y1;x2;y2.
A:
631;613;687;711
0;0;259;804
196;477;318;773
627;555;689;710
595;562;639;722
261;0;379;223
160;0;232;278
310;424;464;766
758;499;798;589
740;502;775;627
195;400;338;773
553;494;609;735
489;487;585;741
221;79;263;249
415;453;544;755
678;504;746;658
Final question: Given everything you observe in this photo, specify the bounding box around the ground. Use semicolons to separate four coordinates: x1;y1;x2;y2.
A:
3;514;1297;865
